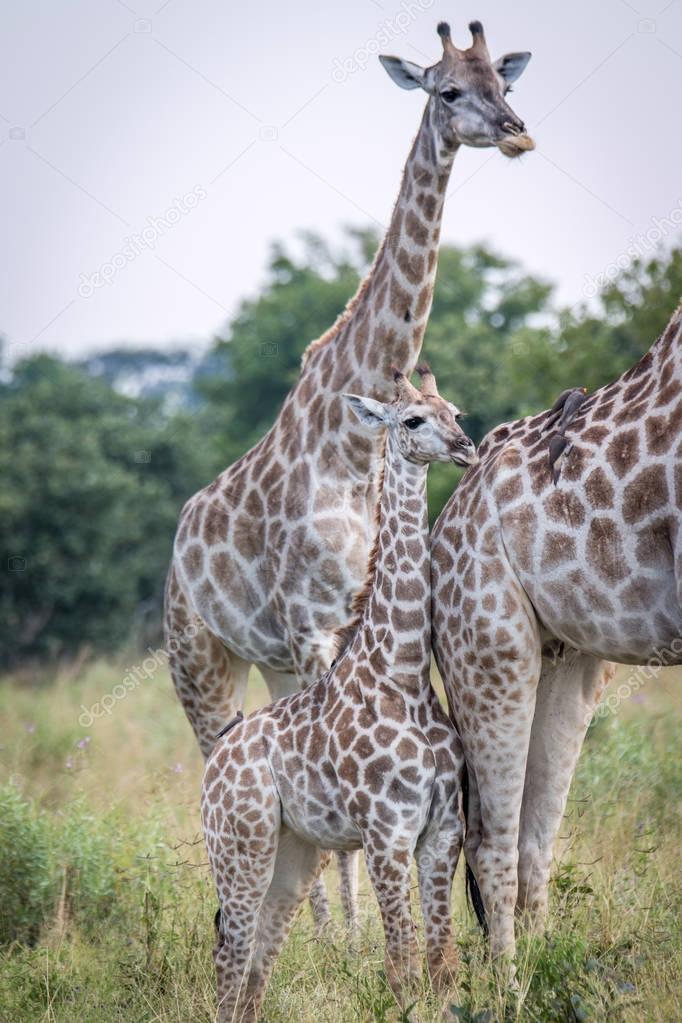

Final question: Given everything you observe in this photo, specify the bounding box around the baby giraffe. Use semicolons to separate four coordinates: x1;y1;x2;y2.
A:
201;366;477;1021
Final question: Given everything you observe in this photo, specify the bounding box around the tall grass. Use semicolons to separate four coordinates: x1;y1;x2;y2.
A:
0;659;680;1021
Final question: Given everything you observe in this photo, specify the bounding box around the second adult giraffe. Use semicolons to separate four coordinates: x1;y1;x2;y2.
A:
165;17;534;928
432;303;682;964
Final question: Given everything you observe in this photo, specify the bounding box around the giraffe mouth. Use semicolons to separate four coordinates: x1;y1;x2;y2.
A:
451;447;479;467
497;132;535;159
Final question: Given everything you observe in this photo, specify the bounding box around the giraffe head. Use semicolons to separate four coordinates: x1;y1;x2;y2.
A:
343;365;477;467
380;19;533;158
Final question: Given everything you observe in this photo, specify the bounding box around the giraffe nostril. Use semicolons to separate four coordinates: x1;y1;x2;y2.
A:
503;120;523;136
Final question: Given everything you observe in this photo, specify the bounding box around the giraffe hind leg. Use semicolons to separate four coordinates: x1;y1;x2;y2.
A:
248;829;327;1013
259;663;356;936
258;664;334;934
517;652;611;929
165;567;250;759
204;748;281;1023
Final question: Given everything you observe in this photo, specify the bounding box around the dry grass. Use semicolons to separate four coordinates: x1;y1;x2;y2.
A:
0;657;680;1022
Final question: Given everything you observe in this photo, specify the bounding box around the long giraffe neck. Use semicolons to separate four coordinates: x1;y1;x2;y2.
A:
355;433;431;693
302;102;459;398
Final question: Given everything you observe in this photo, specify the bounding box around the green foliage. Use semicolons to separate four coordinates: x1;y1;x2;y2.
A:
505;250;682;414
0;356;213;665
0;785;133;945
0;784;53;945
0;664;680;1021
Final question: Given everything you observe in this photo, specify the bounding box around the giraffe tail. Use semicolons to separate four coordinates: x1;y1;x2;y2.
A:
462;764;488;935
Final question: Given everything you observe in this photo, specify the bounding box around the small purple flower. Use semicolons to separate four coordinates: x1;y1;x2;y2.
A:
65;757;74;770
77;736;91;749
25;723;36;734
172;762;183;774
632;693;646;704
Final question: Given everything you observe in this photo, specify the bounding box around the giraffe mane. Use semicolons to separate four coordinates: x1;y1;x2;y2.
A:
333;455;386;658
300;247;383;370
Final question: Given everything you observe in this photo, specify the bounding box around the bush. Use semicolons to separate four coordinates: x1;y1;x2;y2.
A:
0;784;53;945
0;783;153;946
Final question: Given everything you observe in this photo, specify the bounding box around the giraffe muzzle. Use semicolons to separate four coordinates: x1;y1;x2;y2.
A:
451;440;478;467
497;129;535;159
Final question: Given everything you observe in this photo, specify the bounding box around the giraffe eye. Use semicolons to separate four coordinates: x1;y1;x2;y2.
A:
404;417;425;430
441;88;461;103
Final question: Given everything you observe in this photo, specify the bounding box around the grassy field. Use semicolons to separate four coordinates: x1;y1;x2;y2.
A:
0;656;680;1023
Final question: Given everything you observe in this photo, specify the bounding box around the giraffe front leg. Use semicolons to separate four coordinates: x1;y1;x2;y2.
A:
517;652;611;930
307;864;333;935
448;586;542;965
364;845;420;1004
416;806;463;993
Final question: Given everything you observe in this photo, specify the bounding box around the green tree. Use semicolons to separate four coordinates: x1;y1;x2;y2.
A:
505;249;682;413
0;356;212;665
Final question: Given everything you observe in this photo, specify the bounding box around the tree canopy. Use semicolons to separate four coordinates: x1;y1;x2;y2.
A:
0;355;212;665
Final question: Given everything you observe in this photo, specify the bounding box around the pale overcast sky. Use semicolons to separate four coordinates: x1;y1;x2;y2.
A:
2;0;681;359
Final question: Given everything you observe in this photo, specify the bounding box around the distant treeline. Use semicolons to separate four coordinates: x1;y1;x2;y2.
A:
2;230;680;667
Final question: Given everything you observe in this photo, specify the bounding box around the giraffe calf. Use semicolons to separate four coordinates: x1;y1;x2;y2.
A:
201;366;477;1021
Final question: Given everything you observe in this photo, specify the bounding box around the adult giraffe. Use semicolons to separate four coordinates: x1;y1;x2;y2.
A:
431;301;682;963
166;18;534;928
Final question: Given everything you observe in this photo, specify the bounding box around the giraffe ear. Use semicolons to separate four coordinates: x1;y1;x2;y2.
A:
342;394;388;429
379;56;430;92
493;51;532;86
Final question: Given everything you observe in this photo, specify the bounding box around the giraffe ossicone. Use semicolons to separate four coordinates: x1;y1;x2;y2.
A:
166;15;534;931
201;369;476;1021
